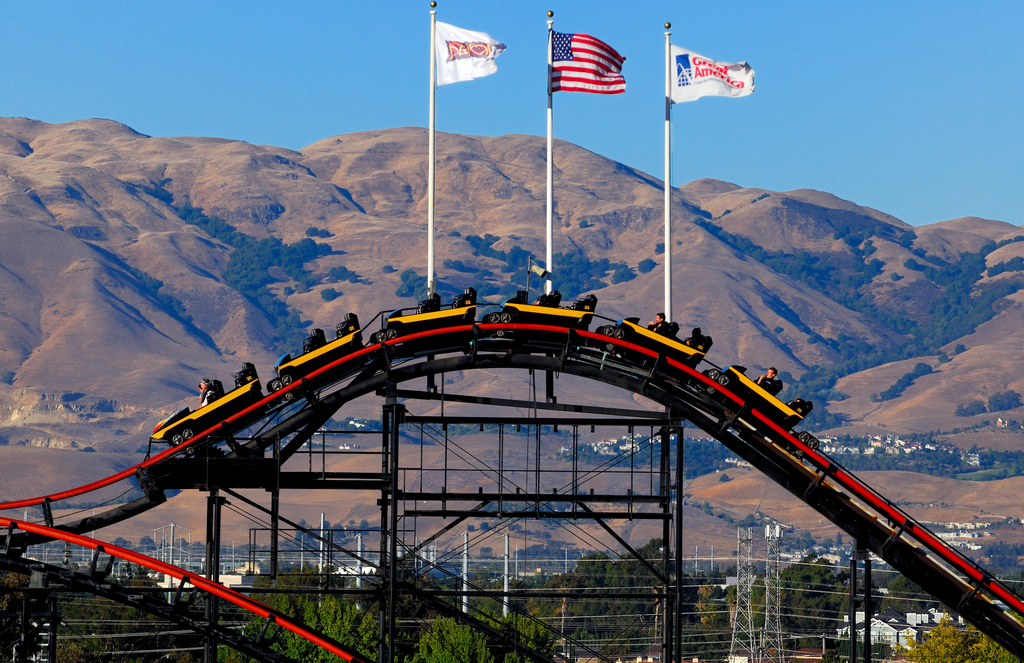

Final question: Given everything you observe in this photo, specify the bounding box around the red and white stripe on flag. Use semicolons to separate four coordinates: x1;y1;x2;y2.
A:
550;31;625;94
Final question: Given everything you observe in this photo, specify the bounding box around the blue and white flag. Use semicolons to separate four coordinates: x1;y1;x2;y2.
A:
670;46;754;103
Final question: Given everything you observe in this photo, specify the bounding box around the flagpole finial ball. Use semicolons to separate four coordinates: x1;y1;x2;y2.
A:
665;22;671;29
430;1;436;6
547;10;553;17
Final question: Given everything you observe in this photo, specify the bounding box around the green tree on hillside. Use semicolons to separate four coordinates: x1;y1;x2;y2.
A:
780;554;847;648
988;390;1022;412
411;618;494;663
899;618;1016;663
176;202;333;351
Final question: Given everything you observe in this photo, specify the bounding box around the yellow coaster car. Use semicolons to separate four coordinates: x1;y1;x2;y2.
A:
269;314;362;393
702;365;813;433
370;288;476;344
483;290;597;330
151;362;263;446
594;318;712;368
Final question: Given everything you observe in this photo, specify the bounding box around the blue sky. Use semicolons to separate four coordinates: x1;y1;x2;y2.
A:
1;1;1021;226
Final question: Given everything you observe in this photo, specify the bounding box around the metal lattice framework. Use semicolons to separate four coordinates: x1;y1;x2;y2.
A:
762;524;784;662
729;527;757;661
4;317;1024;662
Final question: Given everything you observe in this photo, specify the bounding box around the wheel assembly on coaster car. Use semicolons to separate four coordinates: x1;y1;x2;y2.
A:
703;367;730;391
593;325;625;354
370;328;400;344
483;311;516;324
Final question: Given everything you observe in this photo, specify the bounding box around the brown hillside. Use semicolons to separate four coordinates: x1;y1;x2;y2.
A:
688;467;1024;548
1;117;1024;512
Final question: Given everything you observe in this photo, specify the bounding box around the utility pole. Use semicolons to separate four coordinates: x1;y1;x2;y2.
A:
462;531;469;614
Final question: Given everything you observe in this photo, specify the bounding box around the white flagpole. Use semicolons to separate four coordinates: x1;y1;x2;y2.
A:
427;4;438;297
663;23;673;322
545;11;554;294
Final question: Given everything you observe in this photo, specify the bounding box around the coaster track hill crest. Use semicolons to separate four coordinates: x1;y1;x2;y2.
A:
3;286;1024;661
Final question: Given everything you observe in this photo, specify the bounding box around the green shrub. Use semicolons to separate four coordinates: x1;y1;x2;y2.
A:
610;265;635;284
326;265;361;283
139;177;173;204
395;269;428;299
986;256;1024;277
878;363;932;401
442;260;478;274
955;400;987;417
988;390;1022;412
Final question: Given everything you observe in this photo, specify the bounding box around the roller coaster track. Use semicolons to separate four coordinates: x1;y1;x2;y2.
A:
3;319;1024;659
0;519;367;663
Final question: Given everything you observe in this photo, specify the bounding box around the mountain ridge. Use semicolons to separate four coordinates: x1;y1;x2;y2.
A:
1;117;1023;457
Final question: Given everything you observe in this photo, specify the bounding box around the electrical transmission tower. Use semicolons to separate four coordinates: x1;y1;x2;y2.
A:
762;524;785;662
729;527;757;662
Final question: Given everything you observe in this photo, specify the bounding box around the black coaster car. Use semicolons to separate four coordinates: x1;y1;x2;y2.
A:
151;362;263;446
483;290;597;330
701;365;814;434
269;314;362;394
593;318;712;368
370;288;477;344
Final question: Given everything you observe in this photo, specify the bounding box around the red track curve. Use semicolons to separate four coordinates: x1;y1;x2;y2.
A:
2;319;1023;652
0;515;368;662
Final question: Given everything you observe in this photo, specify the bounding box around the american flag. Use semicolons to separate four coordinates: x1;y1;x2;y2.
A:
550;30;626;94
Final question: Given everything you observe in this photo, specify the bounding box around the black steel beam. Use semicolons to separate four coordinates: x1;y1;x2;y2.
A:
391;388;667;420
404;509;668;520
399;492;663;504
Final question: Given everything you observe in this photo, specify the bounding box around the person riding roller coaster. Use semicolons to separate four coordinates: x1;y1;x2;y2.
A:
198;378;222;408
198;379;212;407
755;367;783;396
647;312;669;334
647;312;682;340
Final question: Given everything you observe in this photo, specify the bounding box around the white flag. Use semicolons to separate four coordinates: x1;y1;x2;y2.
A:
670;46;754;103
435;21;506;86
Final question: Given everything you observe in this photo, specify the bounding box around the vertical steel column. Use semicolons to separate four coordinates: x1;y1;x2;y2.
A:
270;435;281;582
863;550;872;663
503;533;510;617
659;424;673;663
47;592;57;663
204;488;224;663
849;549;858;662
378;398;390;663
17;594;29;663
674;425;684;663
381;383;403;663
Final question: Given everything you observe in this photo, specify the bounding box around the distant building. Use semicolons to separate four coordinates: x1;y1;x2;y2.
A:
837;608;958;646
